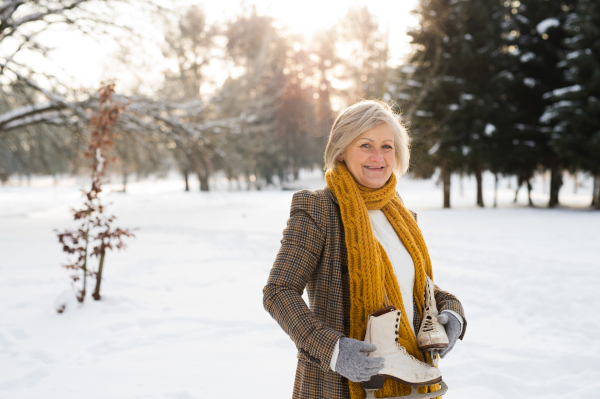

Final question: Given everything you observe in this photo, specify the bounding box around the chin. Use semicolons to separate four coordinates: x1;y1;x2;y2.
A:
363;179;386;189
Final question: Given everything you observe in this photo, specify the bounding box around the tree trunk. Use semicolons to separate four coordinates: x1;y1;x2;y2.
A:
493;174;499;208
197;156;210;192
592;174;600;210
122;172;128;193
92;252;105;301
442;165;451;209
526;179;533;207
198;172;209;192
184;170;190;192
79;219;91;303
592;174;598;207
514;175;522;203
475;161;484;207
548;159;562;208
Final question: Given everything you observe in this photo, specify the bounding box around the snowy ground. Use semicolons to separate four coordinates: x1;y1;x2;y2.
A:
1;171;598;399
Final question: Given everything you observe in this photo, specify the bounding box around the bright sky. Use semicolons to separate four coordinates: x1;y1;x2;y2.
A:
31;0;418;94
220;0;419;64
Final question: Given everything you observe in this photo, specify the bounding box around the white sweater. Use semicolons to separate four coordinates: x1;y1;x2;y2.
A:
328;210;462;371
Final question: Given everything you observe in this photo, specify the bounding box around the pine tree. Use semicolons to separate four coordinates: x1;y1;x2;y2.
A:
546;0;600;208
506;0;573;207
449;0;509;207
400;0;479;208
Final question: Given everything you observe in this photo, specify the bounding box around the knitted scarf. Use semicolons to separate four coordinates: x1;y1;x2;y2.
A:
325;162;441;399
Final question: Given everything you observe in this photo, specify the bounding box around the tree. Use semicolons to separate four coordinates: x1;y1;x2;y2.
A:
335;6;390;104
545;0;600;209
0;0;169;182
506;0;573;207
56;84;134;305
399;0;468;208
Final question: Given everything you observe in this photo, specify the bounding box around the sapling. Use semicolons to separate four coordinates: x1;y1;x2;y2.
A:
56;84;134;308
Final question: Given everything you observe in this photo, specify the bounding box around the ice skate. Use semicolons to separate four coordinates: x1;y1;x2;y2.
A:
416;277;448;366
360;306;448;399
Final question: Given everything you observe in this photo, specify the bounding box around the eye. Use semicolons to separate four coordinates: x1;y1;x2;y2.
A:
360;143;371;148
383;144;393;149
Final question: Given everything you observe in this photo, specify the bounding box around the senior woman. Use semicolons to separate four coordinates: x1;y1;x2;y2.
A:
263;100;466;399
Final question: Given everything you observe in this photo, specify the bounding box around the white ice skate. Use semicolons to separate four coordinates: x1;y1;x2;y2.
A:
361;306;448;399
416;276;449;366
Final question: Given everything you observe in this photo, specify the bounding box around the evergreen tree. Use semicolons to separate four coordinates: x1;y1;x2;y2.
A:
505;0;573;207
400;0;476;208
546;0;600;208
449;0;508;207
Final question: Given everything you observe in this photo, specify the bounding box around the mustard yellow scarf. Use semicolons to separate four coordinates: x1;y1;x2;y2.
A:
325;162;442;398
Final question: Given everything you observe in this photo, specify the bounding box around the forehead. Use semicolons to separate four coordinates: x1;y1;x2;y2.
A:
355;123;395;141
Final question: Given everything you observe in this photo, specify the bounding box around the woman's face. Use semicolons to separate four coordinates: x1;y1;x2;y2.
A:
337;123;396;189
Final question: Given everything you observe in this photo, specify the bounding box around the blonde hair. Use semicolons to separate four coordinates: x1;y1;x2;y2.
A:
324;100;410;176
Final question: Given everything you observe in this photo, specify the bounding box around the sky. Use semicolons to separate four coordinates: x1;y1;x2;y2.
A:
25;0;419;94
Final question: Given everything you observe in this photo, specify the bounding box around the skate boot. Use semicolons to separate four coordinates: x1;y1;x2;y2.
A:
416;277;449;366
360;306;448;399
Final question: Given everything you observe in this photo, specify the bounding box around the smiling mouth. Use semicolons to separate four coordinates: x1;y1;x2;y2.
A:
364;166;384;170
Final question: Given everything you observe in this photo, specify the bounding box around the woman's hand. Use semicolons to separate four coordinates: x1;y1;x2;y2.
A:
438;312;461;358
335;337;385;382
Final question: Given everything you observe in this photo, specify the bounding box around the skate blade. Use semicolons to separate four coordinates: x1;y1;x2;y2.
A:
365;380;448;399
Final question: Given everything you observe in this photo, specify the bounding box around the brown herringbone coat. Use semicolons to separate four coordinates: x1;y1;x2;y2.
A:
263;187;466;399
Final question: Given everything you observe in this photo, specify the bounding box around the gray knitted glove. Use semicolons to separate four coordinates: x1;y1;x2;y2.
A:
438;312;461;358
335;337;385;382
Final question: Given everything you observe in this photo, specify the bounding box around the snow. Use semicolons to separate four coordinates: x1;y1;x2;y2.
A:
554;100;575;108
523;77;536;87
519;52;536;63
484;123;496;136
407;79;423;88
536;18;560;34
1;171;599;399
415;110;434;117
543;85;583;100
540;108;558;124
428;142;440;155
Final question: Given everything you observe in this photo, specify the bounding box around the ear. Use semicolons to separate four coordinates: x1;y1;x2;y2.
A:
336;154;344;162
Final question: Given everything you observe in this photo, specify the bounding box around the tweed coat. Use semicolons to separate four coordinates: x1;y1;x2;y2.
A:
263;187;467;399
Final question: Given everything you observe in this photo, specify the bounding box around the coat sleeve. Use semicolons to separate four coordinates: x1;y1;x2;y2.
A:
263;190;344;372
434;284;467;340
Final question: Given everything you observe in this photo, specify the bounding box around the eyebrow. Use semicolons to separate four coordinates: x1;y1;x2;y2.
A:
359;138;393;143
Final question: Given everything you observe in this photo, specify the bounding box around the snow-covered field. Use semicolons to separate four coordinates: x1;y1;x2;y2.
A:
1;171;598;399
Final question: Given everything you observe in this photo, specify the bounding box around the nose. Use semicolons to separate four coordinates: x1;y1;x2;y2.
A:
370;149;384;163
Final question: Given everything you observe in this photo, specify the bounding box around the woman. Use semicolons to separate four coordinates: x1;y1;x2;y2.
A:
263;101;466;399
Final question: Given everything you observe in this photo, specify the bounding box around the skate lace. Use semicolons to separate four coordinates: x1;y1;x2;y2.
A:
394;341;431;367
420;309;438;333
419;279;438;334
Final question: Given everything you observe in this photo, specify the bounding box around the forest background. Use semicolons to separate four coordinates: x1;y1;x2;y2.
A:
2;0;600;209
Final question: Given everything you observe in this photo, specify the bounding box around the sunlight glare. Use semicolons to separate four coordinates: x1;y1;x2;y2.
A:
257;0;418;64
